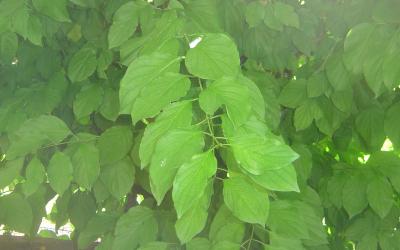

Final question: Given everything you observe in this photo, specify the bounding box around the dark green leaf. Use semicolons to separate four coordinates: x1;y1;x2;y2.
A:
279;79;307;108
100;158;135;199
68;46;97;82
0;158;23;189
342;172;368;218
7;115;71;159
47;152;73;195
0;193;33;234
108;2;140;48
113;206;158;250
32;0;70;22
72;143;100;190
97;126;133;165
367;176;393;218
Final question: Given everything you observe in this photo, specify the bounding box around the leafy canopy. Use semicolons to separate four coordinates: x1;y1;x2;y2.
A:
0;0;400;249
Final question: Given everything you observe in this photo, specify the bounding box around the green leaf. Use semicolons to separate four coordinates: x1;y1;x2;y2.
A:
22;157;45;196
199;76;251;125
240;75;266;121
131;73;191;123
48;151;73;195
278;79;307;108
78;213;118;249
298;201;328;245
0;193;33;234
355;106;385;150
268;200;309;239
140;101;193;167
211;241;241;250
245;2;265;27
72;143;100;189
182;0;221;33
307;73;329;98
99;87;120;121
32;0;70;22
373;0;400;23
264;4;283;31
175;184;212;244
73;84;104;123
325;54;352;91
0;158;23;189
0;31;18;64
150;128;204;204
248;165;299;192
120;13;182;64
331;89;353;113
7;115;71;159
343;23;375;74
209;205;245;244
382;35;400;89
315;97;345;136
268;232;305;250
138;242;169;250
273;2;299;28
26;15;43;46
342;172;368;218
223;174;269;225
294;99;322;131
97;126;133;165
384;101;400;148
119;52;180;115
173;151;217;218
186;238;211;250
327;172;347;208
108;2;140;48
68;46;97;82
229;134;299;175
185;34;240;80
100;158;135;199
367;152;400;193
113;206;158;250
367;176;393;218
68;192;96;230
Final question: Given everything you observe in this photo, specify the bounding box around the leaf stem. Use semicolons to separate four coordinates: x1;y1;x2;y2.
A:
246;225;254;250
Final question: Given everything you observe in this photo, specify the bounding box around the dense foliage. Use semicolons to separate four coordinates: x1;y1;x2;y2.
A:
1;0;400;249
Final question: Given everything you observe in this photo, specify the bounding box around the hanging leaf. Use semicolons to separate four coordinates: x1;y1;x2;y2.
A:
173;151;217;218
22;157;45;196
47;152;73;195
113;206;158;250
72;143;100;190
68;46;97;82
100;158;135;199
150;128;204;204
366;176;393;218
0;193;33;234
140;101;193;167
97;126;133;165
